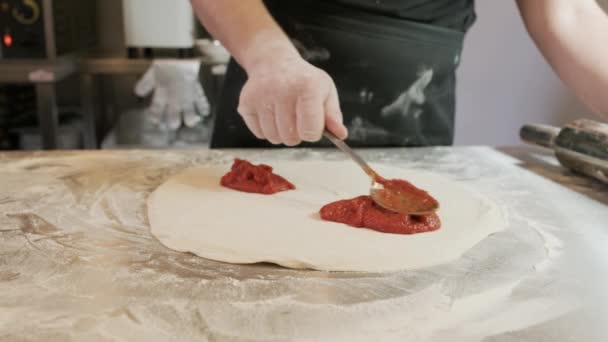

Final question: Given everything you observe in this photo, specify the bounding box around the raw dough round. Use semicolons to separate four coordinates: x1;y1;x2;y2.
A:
147;161;506;272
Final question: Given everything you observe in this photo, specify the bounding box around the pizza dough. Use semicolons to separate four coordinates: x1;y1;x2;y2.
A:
147;161;507;272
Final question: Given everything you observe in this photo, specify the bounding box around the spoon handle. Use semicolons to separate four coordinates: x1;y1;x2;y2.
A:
323;130;378;179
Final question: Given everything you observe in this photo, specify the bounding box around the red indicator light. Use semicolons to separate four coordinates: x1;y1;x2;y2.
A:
3;33;12;47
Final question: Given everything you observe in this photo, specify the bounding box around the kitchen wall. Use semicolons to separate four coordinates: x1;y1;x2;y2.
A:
97;0;125;52
95;0;140;135
454;1;600;146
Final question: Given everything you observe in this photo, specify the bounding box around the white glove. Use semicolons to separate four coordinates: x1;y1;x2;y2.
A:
238;56;348;146
135;59;210;130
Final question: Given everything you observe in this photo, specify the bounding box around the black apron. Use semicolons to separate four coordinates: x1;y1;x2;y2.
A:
210;0;476;148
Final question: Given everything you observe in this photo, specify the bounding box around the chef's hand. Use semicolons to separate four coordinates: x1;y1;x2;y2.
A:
135;59;210;130
190;0;347;144
237;56;348;146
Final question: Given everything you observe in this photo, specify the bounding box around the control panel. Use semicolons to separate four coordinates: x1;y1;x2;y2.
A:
0;0;46;58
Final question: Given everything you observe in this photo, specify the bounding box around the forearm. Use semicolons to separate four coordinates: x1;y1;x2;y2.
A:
517;0;608;117
190;0;300;72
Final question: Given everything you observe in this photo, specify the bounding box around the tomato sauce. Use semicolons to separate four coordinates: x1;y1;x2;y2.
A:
374;176;439;213
221;159;295;194
320;195;441;235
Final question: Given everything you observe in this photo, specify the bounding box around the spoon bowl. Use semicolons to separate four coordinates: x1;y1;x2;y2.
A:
370;178;439;215
323;130;439;215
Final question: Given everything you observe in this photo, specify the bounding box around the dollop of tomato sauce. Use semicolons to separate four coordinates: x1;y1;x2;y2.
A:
220;159;295;194
375;176;439;212
320;196;441;235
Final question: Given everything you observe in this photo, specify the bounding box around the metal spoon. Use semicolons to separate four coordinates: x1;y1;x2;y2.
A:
323;130;439;215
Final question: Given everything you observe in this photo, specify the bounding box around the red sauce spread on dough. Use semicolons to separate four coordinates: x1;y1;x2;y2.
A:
221;159;295;194
320;196;441;235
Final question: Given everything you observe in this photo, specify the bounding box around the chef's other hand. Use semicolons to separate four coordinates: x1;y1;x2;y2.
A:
135;59;211;130
237;57;348;146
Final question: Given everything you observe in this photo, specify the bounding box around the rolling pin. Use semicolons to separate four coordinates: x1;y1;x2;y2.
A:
520;119;608;184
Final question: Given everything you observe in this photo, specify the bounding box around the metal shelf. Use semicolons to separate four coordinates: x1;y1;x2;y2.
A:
0;53;227;150
0;56;78;83
79;55;221;75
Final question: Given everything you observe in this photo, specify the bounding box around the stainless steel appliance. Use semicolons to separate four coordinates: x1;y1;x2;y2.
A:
0;0;97;59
